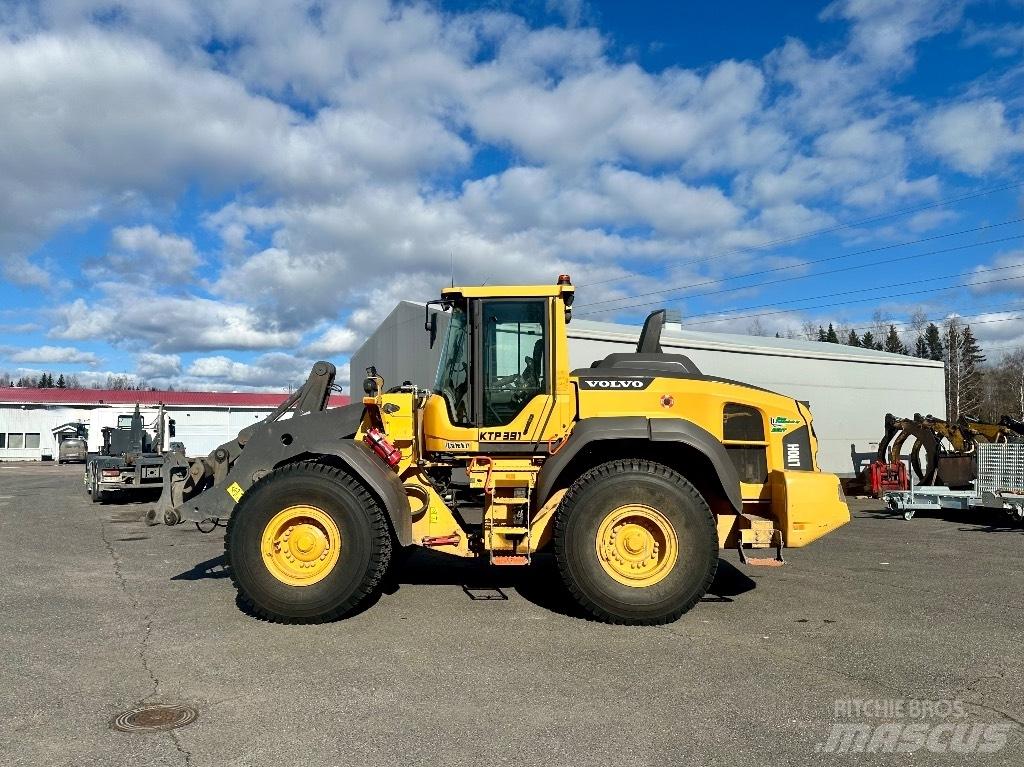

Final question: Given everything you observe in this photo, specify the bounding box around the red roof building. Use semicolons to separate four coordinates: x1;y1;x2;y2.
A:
0;388;350;460
0;388;349;408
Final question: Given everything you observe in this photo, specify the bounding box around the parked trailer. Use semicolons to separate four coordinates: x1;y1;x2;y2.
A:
883;443;1024;523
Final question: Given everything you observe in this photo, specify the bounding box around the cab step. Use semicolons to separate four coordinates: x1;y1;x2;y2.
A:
737;513;785;567
490;526;529;536
491;554;530;566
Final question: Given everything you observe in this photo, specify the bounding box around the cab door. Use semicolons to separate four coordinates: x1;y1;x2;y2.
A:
472;298;557;450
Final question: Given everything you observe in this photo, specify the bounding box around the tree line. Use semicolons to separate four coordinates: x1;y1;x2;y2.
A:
0;372;153;390
807;317;1000;423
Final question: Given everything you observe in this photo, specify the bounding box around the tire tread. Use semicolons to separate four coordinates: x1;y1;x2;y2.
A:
553;458;718;625
224;461;393;624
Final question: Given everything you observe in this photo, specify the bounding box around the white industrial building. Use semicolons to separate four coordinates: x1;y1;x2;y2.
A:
0;388;350;461
350;301;946;476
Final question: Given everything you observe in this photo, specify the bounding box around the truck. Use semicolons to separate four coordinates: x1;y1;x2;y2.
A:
154;276;850;624
85;404;179;503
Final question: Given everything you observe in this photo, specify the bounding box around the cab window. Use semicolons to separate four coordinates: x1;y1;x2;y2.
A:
433;303;471;424
479;300;547;427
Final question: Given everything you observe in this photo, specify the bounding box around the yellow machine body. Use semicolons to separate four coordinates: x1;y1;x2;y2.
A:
356;277;849;561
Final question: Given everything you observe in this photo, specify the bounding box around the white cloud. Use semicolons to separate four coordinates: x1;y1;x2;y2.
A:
50;290;301;352
968;250;1024;295
135;352;182;379
821;0;963;70
918;98;1024;174
9;345;100;366
306;326;361;357
962;21;1024;58
186;353;312;388
84;225;201;282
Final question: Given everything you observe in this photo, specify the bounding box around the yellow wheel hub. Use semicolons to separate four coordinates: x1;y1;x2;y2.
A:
261;505;341;586
596;504;679;588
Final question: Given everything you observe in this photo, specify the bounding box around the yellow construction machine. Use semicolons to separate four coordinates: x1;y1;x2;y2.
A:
154;276;849;624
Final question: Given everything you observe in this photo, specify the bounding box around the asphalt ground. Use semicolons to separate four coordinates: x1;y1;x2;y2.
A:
0;461;1021;767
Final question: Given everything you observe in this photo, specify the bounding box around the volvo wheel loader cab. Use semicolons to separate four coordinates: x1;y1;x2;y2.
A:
157;276;850;625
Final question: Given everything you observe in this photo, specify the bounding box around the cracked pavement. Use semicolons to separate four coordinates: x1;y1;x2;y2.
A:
0;462;1021;766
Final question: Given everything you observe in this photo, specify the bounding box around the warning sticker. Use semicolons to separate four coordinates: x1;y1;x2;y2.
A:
226;482;245;503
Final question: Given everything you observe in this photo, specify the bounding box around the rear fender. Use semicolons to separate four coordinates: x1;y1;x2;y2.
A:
535;416;743;512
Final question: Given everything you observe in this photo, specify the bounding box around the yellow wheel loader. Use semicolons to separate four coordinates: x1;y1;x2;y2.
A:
154;276;849;624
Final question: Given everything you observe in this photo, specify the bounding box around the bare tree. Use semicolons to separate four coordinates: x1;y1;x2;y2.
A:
747;317;768;336
908;307;928;336
801;320;819;341
870;309;892;342
944;318;985;421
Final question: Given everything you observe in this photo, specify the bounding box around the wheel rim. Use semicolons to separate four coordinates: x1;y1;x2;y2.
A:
261;505;341;586
596;504;679;588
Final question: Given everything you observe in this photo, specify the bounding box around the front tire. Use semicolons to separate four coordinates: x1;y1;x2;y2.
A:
554;459;718;625
225;463;393;623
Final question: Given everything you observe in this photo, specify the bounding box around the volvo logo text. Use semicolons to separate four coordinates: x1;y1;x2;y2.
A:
581;378;652;390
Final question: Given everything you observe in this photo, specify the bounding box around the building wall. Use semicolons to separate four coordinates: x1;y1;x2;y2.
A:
0;403;277;461
350;302;447;394
0;407;80;460
353;301;947;476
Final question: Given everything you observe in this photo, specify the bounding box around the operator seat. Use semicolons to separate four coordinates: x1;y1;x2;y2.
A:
524;338;544;388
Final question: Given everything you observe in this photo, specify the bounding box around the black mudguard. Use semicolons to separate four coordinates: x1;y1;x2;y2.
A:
535;416;743;512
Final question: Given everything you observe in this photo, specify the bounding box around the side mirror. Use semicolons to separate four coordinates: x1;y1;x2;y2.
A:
168;418;176;438
426;311;438;348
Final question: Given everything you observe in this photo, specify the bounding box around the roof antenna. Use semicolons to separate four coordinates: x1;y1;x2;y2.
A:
450;251;455;288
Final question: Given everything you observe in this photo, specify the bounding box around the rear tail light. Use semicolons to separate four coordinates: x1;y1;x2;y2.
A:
363;428;402;469
101;469;120;478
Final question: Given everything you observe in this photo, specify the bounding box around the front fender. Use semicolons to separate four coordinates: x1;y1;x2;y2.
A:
177;404;412;545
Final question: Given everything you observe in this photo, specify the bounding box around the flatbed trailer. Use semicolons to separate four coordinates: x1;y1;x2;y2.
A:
883;442;1024;523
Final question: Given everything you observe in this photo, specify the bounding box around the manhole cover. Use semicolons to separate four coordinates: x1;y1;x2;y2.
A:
111;704;198;733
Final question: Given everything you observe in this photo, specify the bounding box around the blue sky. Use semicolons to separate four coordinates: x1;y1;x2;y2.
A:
1;0;1023;390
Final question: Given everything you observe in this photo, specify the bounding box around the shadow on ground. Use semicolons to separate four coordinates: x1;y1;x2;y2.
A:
856;505;1024;533
172;554;231;581
173;548;757;621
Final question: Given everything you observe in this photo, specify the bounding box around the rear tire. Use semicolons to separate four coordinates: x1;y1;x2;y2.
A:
554;458;718;625
225;463;393;623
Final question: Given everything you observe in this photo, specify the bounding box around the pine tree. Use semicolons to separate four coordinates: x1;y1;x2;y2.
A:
847;330;861;347
56;374;66;388
914;335;927;358
817;326;827;342
825;323;839;343
924;322;943;361
860;331;880;350
884;324;907;355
